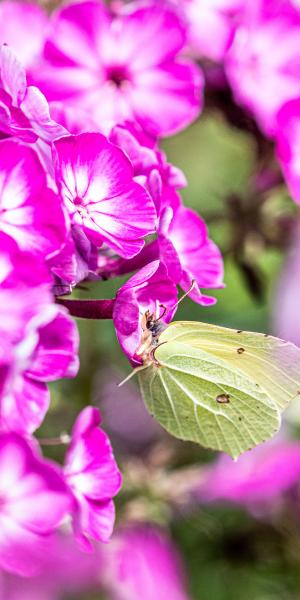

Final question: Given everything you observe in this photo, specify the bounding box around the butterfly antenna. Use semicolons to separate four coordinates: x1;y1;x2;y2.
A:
168;280;197;315
158;304;168;320
118;365;148;387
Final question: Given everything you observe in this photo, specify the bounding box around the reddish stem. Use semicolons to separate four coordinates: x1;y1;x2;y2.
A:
57;298;115;320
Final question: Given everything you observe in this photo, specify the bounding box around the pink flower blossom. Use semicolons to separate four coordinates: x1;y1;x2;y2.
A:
64;406;122;549
1;532;103;599
0;248;79;435
0;2;47;69
225;4;300;136
107;525;191;600
113;260;178;363
0;139;67;259
0;45;66;144
276;99;300;202
182;0;243;62
32;0;203;137
53;133;156;258
0;433;70;577
49;228;98;294
158;204;224;305
109;121;186;212
197;438;300;509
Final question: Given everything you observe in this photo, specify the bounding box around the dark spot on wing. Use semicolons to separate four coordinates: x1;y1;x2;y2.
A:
237;347;245;354
216;394;230;404
238;417;242;421
237;330;243;334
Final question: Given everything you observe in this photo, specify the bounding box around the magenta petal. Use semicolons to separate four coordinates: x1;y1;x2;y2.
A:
198;440;300;507
0;140;67;259
74;498;115;547
27;310;79;382
0;2;48;69
108;525;190;600
0;433;70;576
131;61;203;137
1;377;50;435
21;86;68;144
31;0;202;136
53;133;156;257
0;45;26;105
65;406;121;545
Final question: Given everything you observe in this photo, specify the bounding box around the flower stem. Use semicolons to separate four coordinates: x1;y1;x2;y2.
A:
56;298;115;319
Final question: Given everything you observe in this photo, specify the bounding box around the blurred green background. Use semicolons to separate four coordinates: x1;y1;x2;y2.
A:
45;112;300;600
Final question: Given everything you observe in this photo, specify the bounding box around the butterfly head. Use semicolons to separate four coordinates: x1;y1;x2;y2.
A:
135;310;168;364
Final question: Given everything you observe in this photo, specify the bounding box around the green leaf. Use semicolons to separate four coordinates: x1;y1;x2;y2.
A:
138;322;300;459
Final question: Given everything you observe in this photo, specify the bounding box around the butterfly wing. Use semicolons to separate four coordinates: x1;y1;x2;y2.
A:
138;339;280;459
159;322;300;411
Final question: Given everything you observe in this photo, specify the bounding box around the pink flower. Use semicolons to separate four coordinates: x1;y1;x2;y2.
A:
32;0;203;137
276;99;300;202
0;247;79;435
0;2;47;69
197;438;300;509
0;433;70;577
158;204;224;305
0;139;67;259
64;407;122;549
1;532;103;599
109;121;186;212
53;133;156;258
113;260;178;363
183;0;243;62
225;5;300;136
49;228;98;294
107;525;191;600
0;45;67;144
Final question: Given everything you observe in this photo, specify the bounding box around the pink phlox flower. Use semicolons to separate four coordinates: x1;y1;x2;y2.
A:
0;248;79;435
158;204;224;305
0;433;70;577
0;2;48;70
276;98;300;203
113;260;178;363
1;531;103;599
64;406;122;549
0;138;67;260
32;0;203;137
197;438;300;510
53;132;156;258
49;227;99;294
182;0;243;62
106;525;191;600
225;3;300;136
0;44;67;144
109;121;186;213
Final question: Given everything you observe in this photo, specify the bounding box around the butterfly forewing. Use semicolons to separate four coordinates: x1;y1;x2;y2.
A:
159;322;300;411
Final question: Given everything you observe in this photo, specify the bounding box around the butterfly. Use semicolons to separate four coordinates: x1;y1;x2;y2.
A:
132;313;300;459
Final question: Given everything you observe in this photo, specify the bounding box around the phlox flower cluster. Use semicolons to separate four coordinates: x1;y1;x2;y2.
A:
0;0;223;580
4;0;300;590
